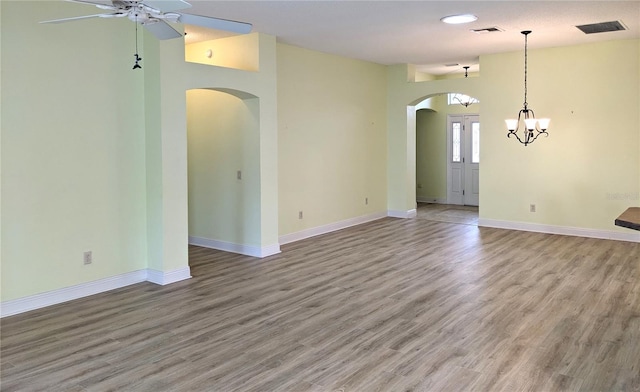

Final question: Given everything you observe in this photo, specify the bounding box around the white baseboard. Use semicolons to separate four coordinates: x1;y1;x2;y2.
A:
189;236;281;258
146;267;192;285
478;218;640;243
1;270;148;317
388;209;418;219
0;268;192;318
416;197;447;204
279;211;387;245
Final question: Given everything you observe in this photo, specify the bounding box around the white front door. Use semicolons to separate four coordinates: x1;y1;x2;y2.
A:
447;115;480;206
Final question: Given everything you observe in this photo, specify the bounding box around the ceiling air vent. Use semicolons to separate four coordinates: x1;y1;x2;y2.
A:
471;27;503;34
576;20;627;34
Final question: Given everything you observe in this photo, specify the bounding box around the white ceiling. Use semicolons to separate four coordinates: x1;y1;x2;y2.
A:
183;0;640;75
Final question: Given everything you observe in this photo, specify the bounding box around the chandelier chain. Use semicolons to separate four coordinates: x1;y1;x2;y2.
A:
523;31;528;108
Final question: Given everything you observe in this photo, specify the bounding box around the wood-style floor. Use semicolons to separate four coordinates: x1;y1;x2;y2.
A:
2;203;640;391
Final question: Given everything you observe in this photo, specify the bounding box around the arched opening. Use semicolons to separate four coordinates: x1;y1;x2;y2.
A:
413;92;480;224
186;88;263;254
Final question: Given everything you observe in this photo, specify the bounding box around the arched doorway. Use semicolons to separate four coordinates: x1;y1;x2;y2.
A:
414;92;480;206
186;88;263;255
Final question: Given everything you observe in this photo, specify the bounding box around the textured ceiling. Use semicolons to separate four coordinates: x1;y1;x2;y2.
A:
183;0;640;75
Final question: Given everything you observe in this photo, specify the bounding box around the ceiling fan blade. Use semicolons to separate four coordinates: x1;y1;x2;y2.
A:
40;13;116;24
177;13;252;34
143;19;183;40
66;0;116;10
142;0;191;13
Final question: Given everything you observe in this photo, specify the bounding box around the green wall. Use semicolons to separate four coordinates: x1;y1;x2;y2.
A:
416;107;446;202
479;39;639;231
1;2;148;300
277;44;388;236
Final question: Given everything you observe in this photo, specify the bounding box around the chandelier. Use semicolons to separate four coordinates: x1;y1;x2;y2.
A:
452;93;478;107
506;31;550;146
451;66;479;107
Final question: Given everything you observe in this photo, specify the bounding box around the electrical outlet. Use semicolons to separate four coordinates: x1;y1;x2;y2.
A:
83;251;92;265
530;204;536;213
237;170;242;180
365;197;368;205
298;211;303;219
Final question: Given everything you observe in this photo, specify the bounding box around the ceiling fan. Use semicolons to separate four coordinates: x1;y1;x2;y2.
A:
40;0;252;40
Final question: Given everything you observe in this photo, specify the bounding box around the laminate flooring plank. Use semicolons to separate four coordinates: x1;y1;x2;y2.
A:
540;373;584;392
400;364;481;392
323;348;404;391
3;204;640;391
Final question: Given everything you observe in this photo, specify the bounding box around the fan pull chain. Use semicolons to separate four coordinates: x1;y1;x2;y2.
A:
133;15;142;69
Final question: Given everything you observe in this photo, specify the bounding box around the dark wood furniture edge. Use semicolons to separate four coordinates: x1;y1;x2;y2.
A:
615;207;640;231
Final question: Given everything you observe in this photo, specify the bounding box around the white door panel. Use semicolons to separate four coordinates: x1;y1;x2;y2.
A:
447;115;479;206
464;117;480;206
447;118;464;205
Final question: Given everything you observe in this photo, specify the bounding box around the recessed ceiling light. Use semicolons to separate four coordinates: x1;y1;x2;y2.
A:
441;14;478;25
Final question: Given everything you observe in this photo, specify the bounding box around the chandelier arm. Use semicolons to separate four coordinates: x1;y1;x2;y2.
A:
525;130;544;146
532;130;549;141
507;130;526;144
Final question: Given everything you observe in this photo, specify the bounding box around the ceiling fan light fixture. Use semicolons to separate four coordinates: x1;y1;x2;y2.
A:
441;14;478;25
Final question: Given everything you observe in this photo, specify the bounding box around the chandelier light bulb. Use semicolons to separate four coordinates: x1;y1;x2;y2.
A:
505;119;518;131
524;118;538;131
537;118;550;130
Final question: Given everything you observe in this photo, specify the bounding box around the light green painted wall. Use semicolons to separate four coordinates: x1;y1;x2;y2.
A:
416;108;445;201
142;30;192;274
479;39;639;231
143;29;165;273
185;34;259;71
1;1;148;300
187;90;261;246
277;44;388;236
